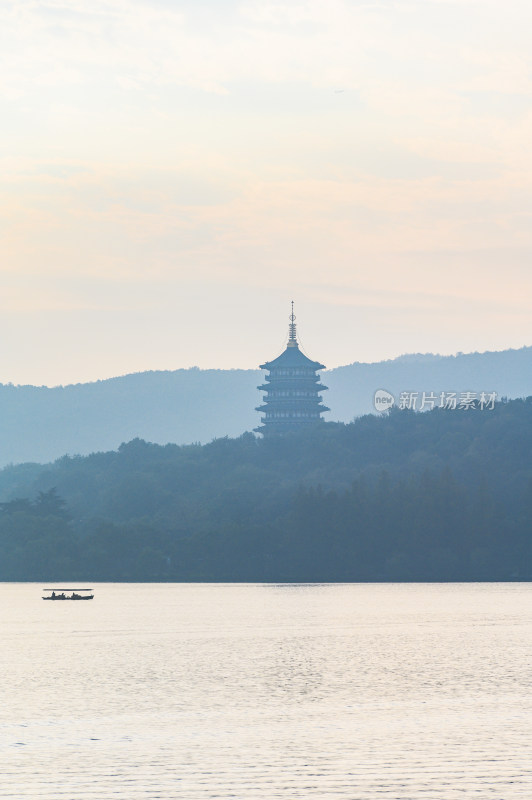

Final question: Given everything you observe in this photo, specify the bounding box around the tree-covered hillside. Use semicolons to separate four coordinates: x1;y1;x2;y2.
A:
1;398;532;582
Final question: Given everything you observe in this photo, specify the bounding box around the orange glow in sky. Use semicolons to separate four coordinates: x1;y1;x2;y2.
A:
2;0;532;384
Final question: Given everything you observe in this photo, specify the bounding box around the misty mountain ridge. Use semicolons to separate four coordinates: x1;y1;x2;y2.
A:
1;345;531;467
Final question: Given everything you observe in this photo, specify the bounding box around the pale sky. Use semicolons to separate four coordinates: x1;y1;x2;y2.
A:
2;0;532;385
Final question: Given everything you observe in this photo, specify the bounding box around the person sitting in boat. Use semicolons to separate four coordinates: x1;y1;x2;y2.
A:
51;591;56;599
71;592;80;599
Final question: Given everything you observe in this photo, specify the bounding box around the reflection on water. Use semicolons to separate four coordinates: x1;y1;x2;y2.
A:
1;583;532;798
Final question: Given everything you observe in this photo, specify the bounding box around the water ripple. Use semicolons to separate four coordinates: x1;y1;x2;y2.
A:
1;583;532;798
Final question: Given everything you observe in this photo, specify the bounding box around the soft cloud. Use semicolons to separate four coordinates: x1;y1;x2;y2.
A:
1;0;531;382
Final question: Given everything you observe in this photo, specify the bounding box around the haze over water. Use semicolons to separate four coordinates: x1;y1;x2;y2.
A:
2;583;532;799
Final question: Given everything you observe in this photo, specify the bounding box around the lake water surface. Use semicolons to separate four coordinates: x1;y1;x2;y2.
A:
1;583;532;799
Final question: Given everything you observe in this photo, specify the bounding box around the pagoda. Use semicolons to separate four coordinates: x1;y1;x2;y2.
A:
255;303;329;436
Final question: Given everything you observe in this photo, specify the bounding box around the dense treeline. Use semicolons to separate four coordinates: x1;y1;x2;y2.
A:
1;397;532;581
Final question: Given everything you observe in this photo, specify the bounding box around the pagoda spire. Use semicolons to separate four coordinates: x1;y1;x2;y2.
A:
287;300;298;348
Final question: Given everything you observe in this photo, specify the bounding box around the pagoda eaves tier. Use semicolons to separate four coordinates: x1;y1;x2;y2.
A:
255;321;329;436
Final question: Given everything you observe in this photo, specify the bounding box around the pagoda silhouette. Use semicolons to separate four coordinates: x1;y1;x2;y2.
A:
255;303;329;436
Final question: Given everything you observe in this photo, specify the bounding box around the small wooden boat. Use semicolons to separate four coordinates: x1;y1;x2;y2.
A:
42;589;94;600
